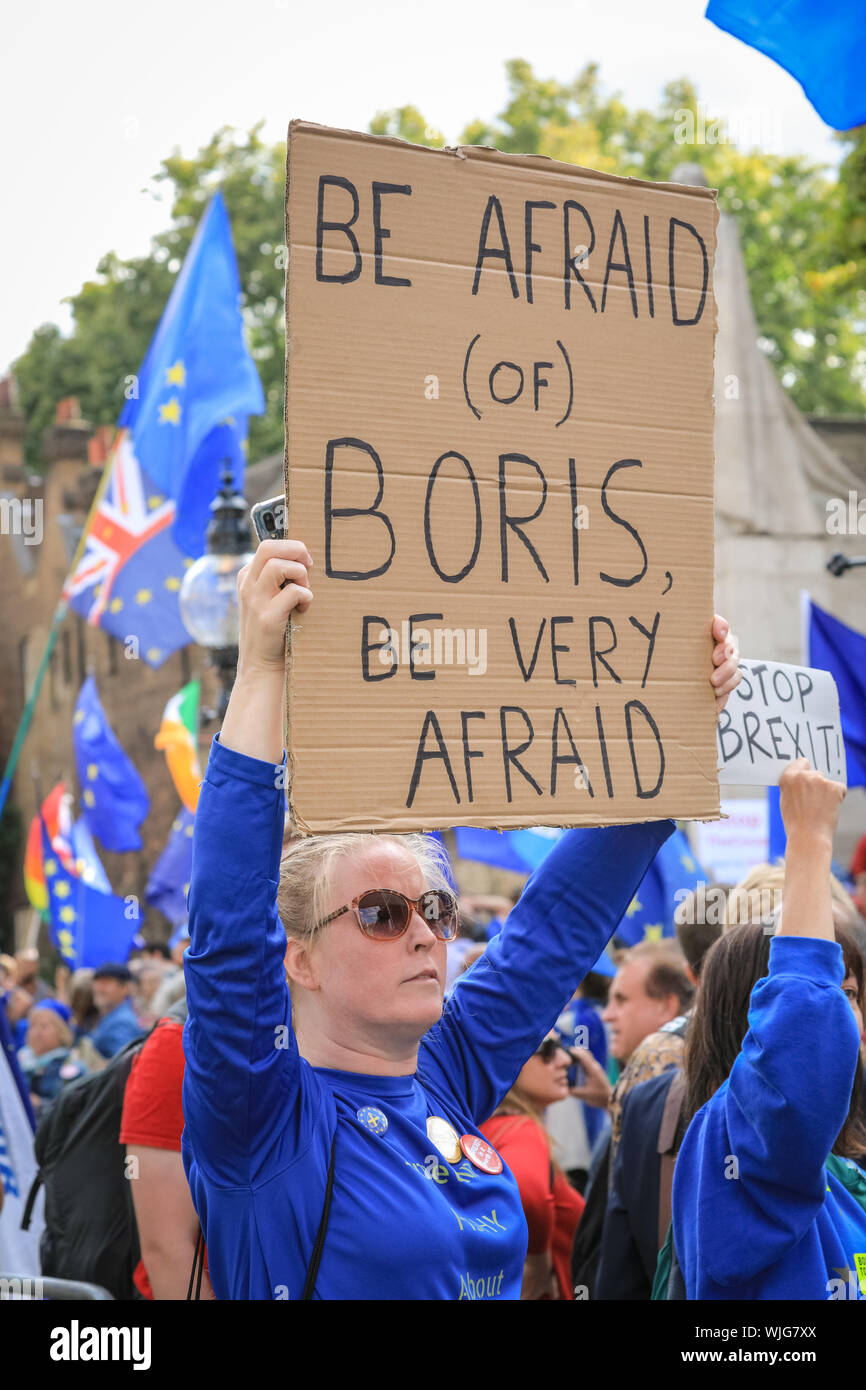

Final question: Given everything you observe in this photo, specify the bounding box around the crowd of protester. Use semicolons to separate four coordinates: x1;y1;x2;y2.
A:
1;546;865;1301
3;801;865;1300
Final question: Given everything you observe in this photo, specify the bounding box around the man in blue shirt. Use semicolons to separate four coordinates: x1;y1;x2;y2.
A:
90;964;141;1058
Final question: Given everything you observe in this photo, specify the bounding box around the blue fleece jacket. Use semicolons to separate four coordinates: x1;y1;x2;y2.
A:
673;935;866;1301
181;735;673;1301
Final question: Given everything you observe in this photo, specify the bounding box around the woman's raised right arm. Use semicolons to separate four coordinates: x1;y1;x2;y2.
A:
182;540;314;1186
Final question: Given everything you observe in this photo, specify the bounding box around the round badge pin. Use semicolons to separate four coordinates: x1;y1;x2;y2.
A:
426;1115;462;1163
459;1133;503;1174
356;1106;388;1136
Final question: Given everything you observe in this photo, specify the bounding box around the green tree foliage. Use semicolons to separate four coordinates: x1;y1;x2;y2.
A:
15;122;286;472
12;68;865;474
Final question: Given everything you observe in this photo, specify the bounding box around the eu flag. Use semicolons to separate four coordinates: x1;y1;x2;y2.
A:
706;0;866;129
41;820;140;970
63;193;264;664
614;828;708;946
72;677;150;852
453;826;564;874
120;190;264;553
145;807;194;929
806;598;866;787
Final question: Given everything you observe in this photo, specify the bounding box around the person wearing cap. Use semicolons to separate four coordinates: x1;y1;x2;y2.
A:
181;537;742;1301
90;964;142;1059
17;1000;87;1106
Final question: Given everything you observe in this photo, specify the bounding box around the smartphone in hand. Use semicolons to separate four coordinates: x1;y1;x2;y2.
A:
250;494;286;543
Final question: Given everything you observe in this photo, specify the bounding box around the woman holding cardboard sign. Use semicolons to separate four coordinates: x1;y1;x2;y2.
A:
181;536;741;1300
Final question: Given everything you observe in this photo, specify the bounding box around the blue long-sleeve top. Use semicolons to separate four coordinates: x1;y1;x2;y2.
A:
181;735;673;1301
673;935;866;1300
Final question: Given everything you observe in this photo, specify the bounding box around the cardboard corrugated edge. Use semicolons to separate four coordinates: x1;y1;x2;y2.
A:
282;117;723;835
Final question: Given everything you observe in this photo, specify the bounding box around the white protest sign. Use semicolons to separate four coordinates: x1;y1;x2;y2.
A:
717;659;846;786
694;798;769;883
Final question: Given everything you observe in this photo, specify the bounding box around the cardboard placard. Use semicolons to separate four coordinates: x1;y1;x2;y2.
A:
717;658;846;786
284;120;720;833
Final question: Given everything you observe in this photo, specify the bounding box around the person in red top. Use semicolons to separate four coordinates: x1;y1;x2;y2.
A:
481;1033;585;1299
119;1008;212;1300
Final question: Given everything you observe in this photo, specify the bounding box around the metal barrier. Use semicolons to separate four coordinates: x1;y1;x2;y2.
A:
0;1271;114;1300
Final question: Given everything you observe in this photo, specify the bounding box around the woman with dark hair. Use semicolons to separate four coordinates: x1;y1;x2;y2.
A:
673;759;866;1301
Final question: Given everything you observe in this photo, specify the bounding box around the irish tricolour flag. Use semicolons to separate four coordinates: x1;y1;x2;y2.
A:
155;681;202;813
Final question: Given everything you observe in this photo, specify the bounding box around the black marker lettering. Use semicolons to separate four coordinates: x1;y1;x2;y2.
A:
472;196;519;299
499;707;542;801
324;437;395;579
372;182;412;287
599;459;648;587
406;711;460;808
316;175;362;284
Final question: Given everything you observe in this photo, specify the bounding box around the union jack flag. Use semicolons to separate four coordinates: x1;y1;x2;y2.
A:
63;431;194;669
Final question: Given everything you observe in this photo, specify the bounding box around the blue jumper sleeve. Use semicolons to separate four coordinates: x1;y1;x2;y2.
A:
673;935;861;1287
182;735;307;1188
419;819;674;1123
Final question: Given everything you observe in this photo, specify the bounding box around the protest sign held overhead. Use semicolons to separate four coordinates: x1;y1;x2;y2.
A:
717;658;847;787
284;120;720;832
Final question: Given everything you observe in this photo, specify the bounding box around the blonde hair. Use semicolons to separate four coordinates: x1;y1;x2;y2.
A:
277;832;454;945
724;862;858;930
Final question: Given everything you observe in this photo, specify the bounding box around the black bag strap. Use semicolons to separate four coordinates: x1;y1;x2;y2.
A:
186;1131;338;1301
302;1131;337;1301
21;1172;43;1232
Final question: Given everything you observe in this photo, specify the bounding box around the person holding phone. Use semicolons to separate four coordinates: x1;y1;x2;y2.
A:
181;537;742;1300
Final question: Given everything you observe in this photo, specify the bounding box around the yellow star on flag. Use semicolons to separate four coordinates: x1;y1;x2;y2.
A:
87;763;98;781
58;929;75;957
158;397;181;425
164;575;181;591
680;852;696;874
109;597;123;613
625;896;642;918
73;710;85;725
182;882;190;896
44;857;58;877
54;881;71;899
165;360;186;387
83;788;95;808
643;923;664;942
59;905;76;924
147;494;166;510
135;589;152;606
184;824;194;838
146;648;162;663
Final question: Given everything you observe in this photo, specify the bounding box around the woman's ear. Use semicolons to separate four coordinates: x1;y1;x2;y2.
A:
284;936;320;993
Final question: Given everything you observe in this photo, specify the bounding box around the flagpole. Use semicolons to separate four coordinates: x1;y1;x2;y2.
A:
0;430;122;823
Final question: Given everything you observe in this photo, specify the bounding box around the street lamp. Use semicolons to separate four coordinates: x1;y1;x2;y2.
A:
179;465;254;719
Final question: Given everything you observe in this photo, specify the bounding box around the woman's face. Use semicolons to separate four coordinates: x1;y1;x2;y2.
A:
842;973;865;1045
305;841;448;1054
27;1011;64;1057
514;1034;571;1109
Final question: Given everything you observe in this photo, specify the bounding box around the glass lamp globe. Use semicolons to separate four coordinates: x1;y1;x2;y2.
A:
179;551;253;649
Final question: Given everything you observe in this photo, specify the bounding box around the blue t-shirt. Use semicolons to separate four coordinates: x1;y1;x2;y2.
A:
673;935;866;1300
181;735;673;1301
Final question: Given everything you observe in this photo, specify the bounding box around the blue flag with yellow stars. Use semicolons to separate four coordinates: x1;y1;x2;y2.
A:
40;819;140;970
145;807;194;929
613;828;708;947
118;190;264;555
73;677;150;853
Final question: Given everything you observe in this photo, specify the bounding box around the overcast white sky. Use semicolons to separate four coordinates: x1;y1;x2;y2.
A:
1;0;841;375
